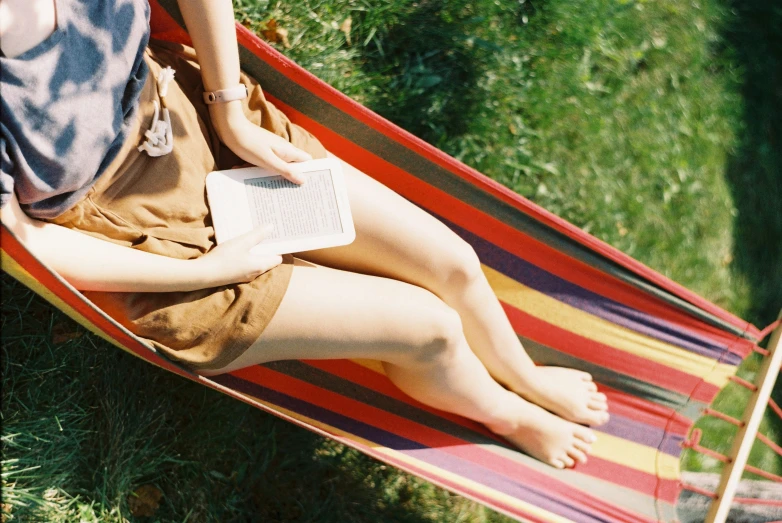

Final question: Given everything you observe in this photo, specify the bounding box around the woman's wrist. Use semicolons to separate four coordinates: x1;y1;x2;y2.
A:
187;255;225;289
208;100;247;142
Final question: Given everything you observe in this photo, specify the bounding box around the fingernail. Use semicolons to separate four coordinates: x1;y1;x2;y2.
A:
263;224;274;234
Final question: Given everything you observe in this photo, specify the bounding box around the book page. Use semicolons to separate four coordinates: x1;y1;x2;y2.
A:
244;169;343;244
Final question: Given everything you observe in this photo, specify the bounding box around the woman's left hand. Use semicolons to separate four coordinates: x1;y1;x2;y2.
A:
212;103;312;184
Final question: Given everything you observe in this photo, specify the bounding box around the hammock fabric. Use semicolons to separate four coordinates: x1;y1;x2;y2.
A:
0;1;771;521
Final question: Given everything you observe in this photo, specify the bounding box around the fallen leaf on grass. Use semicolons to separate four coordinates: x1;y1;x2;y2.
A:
339;17;352;46
127;484;163;518
51;321;83;344
261;19;290;49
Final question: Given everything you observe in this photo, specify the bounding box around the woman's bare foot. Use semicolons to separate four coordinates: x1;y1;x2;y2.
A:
509;367;610;426
487;399;597;469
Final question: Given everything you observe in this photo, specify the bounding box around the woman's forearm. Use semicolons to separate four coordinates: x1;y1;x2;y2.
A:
175;0;312;182
2;196;206;293
176;0;246;134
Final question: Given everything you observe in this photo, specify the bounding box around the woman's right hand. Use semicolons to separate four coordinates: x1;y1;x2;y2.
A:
194;225;282;287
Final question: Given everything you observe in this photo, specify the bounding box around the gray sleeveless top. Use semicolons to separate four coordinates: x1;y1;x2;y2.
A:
0;0;150;219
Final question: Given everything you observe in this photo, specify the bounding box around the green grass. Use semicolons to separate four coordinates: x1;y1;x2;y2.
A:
3;0;781;520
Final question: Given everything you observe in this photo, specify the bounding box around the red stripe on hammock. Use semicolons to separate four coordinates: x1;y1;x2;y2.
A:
149;1;192;45
200;373;565;522
573;458;681;504
599;385;692;435
502;304;720;403
227;20;756;337
300;359;502;440
232;365;650;522
300;360;687;504
303;359;692;437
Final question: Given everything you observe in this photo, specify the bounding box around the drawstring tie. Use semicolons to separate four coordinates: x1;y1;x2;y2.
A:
138;66;176;157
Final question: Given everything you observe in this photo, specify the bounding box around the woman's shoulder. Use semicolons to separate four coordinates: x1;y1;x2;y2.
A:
0;0;152;221
1;0;151;62
0;0;58;59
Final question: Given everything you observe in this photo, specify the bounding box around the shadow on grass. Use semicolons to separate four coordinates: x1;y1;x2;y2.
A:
722;0;782;331
0;276;469;522
356;0;503;147
721;1;782;413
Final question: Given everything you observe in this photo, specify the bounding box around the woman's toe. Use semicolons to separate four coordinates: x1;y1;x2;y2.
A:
569;447;588;464
573;438;592;453
576;427;597;443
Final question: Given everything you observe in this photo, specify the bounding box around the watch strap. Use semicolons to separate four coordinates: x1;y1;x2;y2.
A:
202;85;249;104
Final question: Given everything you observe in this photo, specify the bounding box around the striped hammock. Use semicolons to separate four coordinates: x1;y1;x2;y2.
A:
0;1;775;521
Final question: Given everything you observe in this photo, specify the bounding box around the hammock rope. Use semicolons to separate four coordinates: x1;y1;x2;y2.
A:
729;375;758;392
702;408;743;427
756;432;782;458
688;322;782;483
744;465;782;483
770;398;782;420
682;429;731;463
679;481;782;508
696;408;782;472
680;481;718;499
758;319;782;341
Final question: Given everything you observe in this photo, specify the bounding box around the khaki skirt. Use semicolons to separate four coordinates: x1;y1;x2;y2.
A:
50;40;327;371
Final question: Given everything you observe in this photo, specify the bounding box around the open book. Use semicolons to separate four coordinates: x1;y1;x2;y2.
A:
206;158;355;255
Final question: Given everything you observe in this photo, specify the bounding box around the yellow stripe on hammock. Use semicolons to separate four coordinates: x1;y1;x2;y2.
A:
482;265;735;388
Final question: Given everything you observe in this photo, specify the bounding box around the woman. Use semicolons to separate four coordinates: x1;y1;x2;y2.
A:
0;0;608;469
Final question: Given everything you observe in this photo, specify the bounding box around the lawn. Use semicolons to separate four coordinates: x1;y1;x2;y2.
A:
2;0;780;521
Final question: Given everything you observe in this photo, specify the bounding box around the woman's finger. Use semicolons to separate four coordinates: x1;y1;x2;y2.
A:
233;224;274;249
261;152;306;184
252;254;283;274
271;142;312;163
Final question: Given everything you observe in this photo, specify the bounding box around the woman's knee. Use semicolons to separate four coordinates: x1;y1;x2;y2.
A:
405;298;466;365
434;235;483;292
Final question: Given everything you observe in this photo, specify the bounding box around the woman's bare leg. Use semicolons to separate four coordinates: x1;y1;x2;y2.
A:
203;260;596;468
295;155;609;426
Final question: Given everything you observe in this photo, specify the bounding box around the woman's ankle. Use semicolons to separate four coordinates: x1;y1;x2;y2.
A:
482;391;536;436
